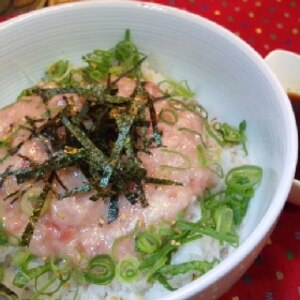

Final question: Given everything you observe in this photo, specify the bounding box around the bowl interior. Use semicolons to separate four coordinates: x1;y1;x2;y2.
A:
0;1;296;298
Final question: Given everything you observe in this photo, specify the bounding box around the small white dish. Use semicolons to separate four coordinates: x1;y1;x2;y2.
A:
265;50;300;94
265;50;300;205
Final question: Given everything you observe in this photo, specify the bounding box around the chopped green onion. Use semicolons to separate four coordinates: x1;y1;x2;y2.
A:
112;222;139;260
138;244;175;272
0;139;8;148
160;149;191;171
0;221;8;246
84;255;115;285
204;120;224;147
160;79;195;98
116;258;140;283
159;108;178;125
45;60;71;83
0;265;4;282
13;262;51;288
153;260;215;291
225;165;263;191
196;144;208;167
213;206;233;233
135;231;161;254
31;276;57;300
114;29;140;65
185;102;208;119
178;127;206;147
12;248;30;267
208;163;224;178
32;260;71;299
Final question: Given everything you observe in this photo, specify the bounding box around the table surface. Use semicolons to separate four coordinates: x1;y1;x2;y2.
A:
1;1;300;299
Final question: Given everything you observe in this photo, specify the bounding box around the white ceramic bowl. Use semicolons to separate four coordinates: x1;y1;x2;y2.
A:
0;2;297;299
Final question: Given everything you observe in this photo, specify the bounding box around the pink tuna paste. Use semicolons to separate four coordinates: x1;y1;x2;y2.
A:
0;78;212;262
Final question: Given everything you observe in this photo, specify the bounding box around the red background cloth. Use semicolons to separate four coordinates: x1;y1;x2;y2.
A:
1;1;300;299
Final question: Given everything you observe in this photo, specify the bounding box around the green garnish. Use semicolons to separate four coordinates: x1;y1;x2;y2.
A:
135;231;161;254
152;260;215;291
225;165;263;192
159;108;178;125
204;120;248;153
0;221;8;246
0;139;9;148
160;79;195;98
83;29;141;82
178;127;207;147
202;165;263;225
84;254;116;285
116;258;140;283
213;206;234;233
45;60;72;84
12;248;31;267
13;261;52;288
0;265;4;282
160;149;191;171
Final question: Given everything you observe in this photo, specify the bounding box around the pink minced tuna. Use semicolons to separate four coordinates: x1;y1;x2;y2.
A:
0;78;212;262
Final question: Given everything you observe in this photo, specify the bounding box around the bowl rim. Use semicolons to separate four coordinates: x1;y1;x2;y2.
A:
0;1;298;299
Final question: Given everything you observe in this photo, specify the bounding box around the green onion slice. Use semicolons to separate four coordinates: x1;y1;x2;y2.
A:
178;127;207;147
159;79;195;98
116;258;140;283
0;221;8;246
225;165;263;191
12;248;30;267
213;206;234;233
159;109;178;125
84;254;115;285
0;265;4;283
160;149;191;171
135;231;161;254
45;60;71;83
153;260;215;291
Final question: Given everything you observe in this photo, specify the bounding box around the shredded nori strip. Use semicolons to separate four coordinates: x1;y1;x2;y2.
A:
146;93;162;147
57;183;92;199
14;149;86;184
107;195;119;223
20;172;55;247
0;166;12;188
0;283;18;299
144;177;184;186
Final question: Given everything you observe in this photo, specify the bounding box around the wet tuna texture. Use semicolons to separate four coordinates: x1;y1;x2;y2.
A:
0;80;212;262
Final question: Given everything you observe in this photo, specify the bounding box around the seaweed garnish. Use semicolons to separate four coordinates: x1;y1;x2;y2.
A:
107;194;119;224
0;30;184;238
20;172;55;247
146;92;162;147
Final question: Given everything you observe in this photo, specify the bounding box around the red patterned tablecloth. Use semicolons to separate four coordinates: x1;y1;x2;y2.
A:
1;1;300;299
